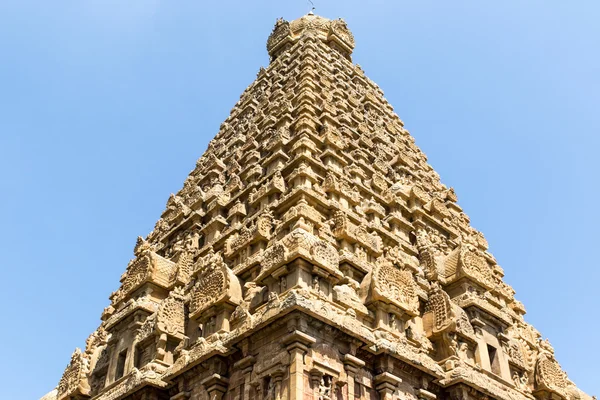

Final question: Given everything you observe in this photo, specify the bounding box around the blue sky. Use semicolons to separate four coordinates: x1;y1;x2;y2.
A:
1;1;598;398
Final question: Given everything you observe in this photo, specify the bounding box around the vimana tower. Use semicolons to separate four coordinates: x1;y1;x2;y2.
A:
45;12;591;400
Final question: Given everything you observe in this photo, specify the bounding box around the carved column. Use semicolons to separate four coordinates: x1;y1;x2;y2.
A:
309;368;323;399
343;354;365;400
471;318;489;370
105;334;118;385
201;357;229;400
234;355;256;400
373;372;402;400
271;369;285;400
497;332;513;381
201;374;229;400
283;330;316;400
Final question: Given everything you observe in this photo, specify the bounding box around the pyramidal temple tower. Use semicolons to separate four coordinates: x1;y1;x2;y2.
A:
46;13;590;400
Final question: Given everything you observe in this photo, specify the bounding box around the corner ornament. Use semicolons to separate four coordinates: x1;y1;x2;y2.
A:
189;252;242;320
57;348;91;400
534;340;570;398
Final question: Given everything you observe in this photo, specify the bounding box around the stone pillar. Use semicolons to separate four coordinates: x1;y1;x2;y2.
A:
471;318;489;370
373;372;402;400
105;335;118;385
343;354;365;400
216;303;237;334
309;368;323;400
234;355;256;400
282;330;316;400
202;374;229;400
497;333;513;382
271;369;285;400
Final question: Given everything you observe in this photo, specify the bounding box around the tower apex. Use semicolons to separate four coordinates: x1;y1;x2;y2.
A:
267;13;355;61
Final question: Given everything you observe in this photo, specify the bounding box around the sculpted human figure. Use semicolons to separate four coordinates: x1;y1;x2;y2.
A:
312;275;320;291
279;276;287;292
172;233;184;255
458;342;470;363
389;313;398;330
184;230;200;251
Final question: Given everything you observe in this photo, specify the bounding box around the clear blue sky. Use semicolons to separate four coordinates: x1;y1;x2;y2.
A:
1;1;598;399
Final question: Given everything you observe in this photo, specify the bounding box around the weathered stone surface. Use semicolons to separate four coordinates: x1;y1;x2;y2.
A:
46;11;591;400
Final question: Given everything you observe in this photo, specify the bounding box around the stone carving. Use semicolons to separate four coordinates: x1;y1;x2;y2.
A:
162;194;191;223
331;211;383;255
457;245;493;288
454;307;475;337
57;348;90;400
189;252;242;320
507;340;527;369
534;340;569;397
424;283;456;335
261;242;287;273
231;281;265;325
310;240;339;271
333;279;367;315
111;250;176;305
156;287;185;336
47;11;590;400
361;251;419;315
318;375;333;400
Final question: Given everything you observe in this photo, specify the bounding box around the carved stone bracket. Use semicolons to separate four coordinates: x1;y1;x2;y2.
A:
416;388;437;400
201;374;229;400
374;372;402;400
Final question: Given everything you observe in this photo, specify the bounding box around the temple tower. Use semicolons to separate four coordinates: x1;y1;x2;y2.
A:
47;13;590;400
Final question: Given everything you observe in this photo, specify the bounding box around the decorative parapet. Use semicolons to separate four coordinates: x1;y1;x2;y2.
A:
104;296;158;330
258;223;341;281
226;211;274;256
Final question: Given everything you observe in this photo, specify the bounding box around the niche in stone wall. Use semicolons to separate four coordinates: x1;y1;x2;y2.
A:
487;344;501;376
115;349;127;380
134;340;154;370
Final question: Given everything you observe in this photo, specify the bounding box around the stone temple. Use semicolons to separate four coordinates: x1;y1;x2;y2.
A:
44;12;591;400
